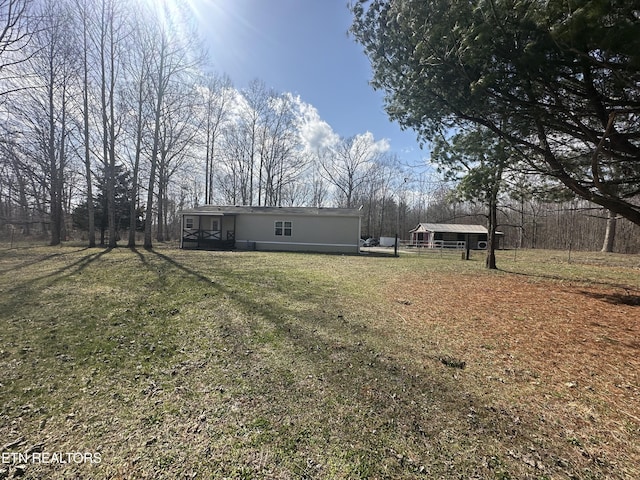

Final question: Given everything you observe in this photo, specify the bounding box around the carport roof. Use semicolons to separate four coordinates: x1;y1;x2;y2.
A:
409;223;488;234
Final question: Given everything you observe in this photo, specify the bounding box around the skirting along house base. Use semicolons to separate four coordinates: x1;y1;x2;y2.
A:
179;205;362;254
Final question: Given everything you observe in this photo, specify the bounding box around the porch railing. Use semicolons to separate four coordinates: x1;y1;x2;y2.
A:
183;229;221;241
182;229;235;249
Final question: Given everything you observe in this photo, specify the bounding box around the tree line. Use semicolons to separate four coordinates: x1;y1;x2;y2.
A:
0;0;403;249
356;171;640;254
0;0;637;257
351;0;640;266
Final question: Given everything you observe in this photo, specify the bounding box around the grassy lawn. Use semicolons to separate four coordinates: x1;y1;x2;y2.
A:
0;245;638;479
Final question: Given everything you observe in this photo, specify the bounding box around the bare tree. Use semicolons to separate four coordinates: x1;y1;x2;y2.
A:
310;162;328;207
320;133;380;208
156;83;201;241
218;123;244;205
20;0;78;245
143;4;202;249
223;79;269;205
121;2;155;247
360;154;400;239
0;140;32;232
200;72;232;205
0;0;35;98
94;0;129;248
72;0;97;246
0;0;36;236
258;93;304;207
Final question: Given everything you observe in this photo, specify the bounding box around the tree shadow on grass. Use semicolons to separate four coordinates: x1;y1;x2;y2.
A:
142;249;599;478
0;248;112;316
498;266;638;292
576;289;640;306
129;246;149;269
0;246;93;275
1;247;621;478
142;248;214;284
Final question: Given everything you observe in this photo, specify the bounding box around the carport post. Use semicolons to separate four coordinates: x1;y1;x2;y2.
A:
394;234;399;257
464;234;470;260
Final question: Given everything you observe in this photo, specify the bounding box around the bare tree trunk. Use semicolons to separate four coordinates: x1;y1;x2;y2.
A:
48;72;61;246
103;0;118;249
518;196;525;249
156;152;165;242
58;80;69;242
9;154;31;234
143;37;166;249
485;147;505;270
486;196;498;269
44;23;65;246
124;6;155;248
97;0;118;248
202;74;231;205
127;124;142;247
204;114;211;204
601;210;617;253
76;0;95;247
142;15;201;247
127;87;143;247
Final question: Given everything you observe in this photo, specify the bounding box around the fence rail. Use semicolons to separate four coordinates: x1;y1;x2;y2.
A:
403;240;467;250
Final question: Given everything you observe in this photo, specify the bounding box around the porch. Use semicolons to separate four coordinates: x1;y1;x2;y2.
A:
181;228;235;250
180;212;237;250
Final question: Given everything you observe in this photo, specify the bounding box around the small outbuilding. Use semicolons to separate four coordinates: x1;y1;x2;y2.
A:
178;205;362;254
408;223;500;250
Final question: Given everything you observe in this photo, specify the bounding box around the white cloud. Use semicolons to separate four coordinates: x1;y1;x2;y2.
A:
226;88;251;122
290;95;340;151
352;131;390;156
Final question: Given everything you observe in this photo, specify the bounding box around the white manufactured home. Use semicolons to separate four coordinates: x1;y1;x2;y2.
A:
178;205;362;254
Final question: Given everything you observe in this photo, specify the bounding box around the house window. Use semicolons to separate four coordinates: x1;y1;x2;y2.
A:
275;221;292;236
185;218;194;229
211;219;219;231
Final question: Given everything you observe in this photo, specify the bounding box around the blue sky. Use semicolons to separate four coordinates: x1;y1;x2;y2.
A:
192;0;430;168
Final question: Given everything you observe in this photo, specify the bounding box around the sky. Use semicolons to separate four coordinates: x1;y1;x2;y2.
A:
189;0;431;169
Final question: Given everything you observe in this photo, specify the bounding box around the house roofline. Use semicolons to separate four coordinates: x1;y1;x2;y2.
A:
178;205;362;217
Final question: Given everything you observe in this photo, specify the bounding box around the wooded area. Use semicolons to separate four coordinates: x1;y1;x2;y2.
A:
351;0;640;259
0;0;638;254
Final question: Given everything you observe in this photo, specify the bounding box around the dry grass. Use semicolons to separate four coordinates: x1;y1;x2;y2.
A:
0;245;638;479
386;268;639;477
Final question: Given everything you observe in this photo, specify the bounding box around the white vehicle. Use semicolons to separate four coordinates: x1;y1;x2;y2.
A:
379;236;396;247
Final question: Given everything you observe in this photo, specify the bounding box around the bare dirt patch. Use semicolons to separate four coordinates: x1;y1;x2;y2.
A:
386;272;640;476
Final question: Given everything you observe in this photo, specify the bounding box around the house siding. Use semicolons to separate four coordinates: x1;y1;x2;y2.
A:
179;206;361;254
235;213;360;253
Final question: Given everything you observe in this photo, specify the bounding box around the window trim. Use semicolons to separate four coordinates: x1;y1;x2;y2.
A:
275;220;292;237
